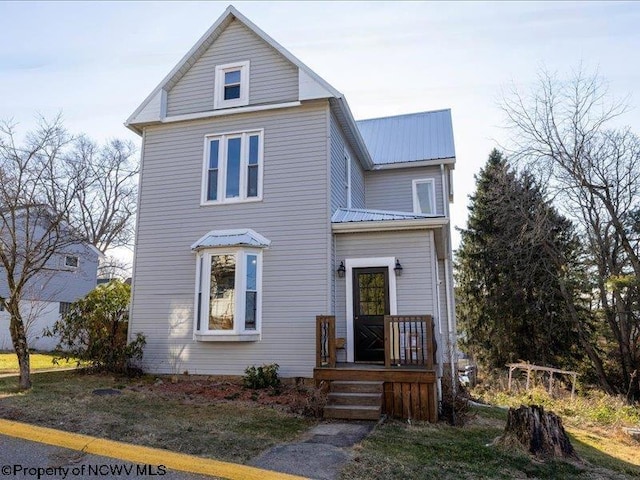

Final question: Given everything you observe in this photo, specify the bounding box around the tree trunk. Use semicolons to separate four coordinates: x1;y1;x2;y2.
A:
8;303;31;390
498;405;577;459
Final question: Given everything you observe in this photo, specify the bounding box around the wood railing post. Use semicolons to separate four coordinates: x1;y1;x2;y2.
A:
316;315;336;368
384;316;392;367
425;315;434;370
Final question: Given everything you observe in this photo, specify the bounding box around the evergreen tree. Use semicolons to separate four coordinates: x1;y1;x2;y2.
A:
455;150;584;370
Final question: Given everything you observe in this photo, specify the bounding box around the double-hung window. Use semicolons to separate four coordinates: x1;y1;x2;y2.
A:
203;130;263;204
194;248;262;341
214;61;250;109
412;178;436;215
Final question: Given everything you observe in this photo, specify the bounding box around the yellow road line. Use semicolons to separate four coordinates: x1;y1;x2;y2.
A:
0;419;308;480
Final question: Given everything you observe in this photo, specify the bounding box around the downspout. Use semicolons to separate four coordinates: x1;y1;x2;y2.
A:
441;164;457;392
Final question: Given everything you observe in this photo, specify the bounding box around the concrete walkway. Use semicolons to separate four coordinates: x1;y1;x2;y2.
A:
250;422;376;480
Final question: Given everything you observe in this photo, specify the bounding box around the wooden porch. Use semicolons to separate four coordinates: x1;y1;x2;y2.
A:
314;315;439;422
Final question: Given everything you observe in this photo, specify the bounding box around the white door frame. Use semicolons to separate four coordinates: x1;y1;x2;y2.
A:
345;257;398;363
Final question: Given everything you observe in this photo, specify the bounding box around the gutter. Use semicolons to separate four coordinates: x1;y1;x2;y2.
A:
332;217;448;233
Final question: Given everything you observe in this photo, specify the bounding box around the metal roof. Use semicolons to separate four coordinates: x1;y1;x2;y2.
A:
356;110;455;166
191;229;271;251
332;208;440;223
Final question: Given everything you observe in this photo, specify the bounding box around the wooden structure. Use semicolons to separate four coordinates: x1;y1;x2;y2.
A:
315;315;438;422
507;363;578;400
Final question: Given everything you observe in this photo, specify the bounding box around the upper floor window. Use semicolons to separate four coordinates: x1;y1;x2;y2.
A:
64;255;79;269
214;61;250;109
202;130;263;205
412;178;436;215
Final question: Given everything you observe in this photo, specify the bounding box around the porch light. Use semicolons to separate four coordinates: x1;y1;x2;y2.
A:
336;261;346;278
394;259;403;276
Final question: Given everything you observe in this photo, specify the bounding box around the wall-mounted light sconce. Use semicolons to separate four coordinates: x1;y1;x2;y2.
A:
336;261;346;278
394;259;403;277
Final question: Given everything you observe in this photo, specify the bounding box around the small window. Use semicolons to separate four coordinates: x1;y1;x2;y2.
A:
202;131;263;205
64;255;79;268
194;248;262;340
412;179;436;215
59;302;72;316
214;61;250;109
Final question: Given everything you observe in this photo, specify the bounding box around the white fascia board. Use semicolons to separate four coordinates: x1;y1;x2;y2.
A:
332;217;449;233
162;102;301;124
372;157;456;170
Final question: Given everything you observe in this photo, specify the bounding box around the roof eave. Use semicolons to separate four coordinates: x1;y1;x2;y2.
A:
372;156;456;170
332;217;449;233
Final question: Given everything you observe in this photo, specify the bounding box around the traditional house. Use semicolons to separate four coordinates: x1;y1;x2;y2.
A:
126;5;457;421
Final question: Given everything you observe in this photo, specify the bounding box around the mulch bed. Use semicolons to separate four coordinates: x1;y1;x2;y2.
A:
128;378;318;414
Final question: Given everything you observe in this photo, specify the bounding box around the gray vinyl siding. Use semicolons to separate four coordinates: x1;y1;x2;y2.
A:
130;102;329;378
329;114;365;213
334;230;435;356
365;165;444;215
167;19;299;117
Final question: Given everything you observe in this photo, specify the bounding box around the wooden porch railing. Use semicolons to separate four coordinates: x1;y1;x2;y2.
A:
384;315;435;369
316;315;336;368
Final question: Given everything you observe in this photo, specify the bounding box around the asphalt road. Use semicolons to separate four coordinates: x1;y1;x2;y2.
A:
0;434;216;480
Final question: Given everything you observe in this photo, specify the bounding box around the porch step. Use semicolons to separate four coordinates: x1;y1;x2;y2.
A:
329;381;383;394
327;392;382;407
323;380;384;420
323;405;382;421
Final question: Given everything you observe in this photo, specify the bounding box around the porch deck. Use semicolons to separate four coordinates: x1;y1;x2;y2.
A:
314;315;439;422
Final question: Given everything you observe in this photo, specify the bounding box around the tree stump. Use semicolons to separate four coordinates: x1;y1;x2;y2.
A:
497;405;577;459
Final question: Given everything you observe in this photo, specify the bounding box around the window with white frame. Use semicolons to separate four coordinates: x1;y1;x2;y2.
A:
64;255;79;268
214;61;250;109
412;178;436;215
194;248;262;339
203;130;263;204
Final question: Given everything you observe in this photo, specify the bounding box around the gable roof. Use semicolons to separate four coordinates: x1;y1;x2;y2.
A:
356;110;455;167
126;5;373;169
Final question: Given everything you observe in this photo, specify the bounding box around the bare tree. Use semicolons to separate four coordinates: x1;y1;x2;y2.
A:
0;117;82;389
67;136;139;253
501;67;640;400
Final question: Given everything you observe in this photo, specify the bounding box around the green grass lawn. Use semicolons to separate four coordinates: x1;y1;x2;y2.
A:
0;352;82;373
340;407;640;480
0;371;316;464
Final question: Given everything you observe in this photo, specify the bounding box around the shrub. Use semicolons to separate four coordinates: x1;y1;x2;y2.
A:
45;280;145;373
243;363;280;390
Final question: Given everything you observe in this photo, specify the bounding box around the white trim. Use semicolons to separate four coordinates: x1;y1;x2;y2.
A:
201;129;264;206
344;148;352;209
161;102;302;125
332;218;448;233
344;257;398;363
214;60;250;109
412;178;437;215
440;164;449;217
430;231;443;337
372;157;456;170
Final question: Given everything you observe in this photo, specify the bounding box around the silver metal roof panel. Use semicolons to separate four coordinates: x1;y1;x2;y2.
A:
332;208;440;223
191;229;271;251
356;109;455;165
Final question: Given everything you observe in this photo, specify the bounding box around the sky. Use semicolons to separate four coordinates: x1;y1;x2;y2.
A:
1;1;639;258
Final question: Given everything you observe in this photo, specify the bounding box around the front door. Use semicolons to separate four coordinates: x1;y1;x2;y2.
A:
353;267;390;362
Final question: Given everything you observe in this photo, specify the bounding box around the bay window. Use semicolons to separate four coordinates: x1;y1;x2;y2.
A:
194;247;262;341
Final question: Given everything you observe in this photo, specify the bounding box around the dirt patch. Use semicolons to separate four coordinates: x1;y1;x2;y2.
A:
127;377;319;415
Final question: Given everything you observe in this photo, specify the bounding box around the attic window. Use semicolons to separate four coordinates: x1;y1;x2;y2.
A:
214;61;250;109
64;255;79;268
